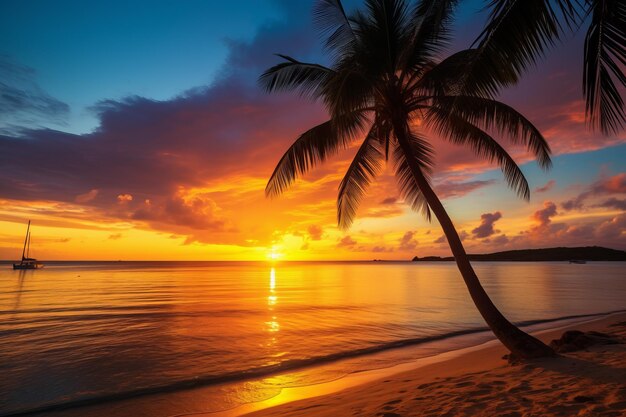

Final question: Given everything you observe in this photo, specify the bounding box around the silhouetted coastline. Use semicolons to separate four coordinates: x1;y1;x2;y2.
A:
411;246;626;262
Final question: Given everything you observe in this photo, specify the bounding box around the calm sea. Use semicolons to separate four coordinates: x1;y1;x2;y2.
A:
1;261;625;416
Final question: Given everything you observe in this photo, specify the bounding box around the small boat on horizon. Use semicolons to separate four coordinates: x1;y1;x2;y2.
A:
13;220;43;270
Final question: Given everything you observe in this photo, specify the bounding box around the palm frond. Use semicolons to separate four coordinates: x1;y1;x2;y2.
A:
322;57;375;119
471;0;571;89
583;0;626;134
258;55;334;99
424;105;531;200
393;131;435;220
361;0;411;74
313;0;357;60
417;48;518;97
428;95;552;170
401;0;459;74
266;111;369;198
337;126;384;229
434;0;579;98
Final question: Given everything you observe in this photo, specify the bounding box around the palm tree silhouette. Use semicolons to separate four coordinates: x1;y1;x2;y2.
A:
260;0;556;358
466;0;625;135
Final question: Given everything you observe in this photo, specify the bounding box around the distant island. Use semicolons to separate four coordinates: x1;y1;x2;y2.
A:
411;246;626;262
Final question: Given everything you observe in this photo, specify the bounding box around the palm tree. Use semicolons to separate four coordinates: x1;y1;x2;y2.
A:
259;0;556;359
463;0;625;135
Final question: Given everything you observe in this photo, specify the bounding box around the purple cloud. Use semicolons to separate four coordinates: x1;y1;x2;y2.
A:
434;179;497;199
534;180;555;193
472;212;502;239
532;202;558;230
434;230;468;244
398;231;418;251
562;173;626;211
596;198;626;210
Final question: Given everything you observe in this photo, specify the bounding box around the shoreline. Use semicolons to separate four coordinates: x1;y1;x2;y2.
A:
211;311;626;417
0;310;626;417
9;311;625;417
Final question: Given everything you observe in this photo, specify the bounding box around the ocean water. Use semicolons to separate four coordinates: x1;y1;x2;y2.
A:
1;261;625;416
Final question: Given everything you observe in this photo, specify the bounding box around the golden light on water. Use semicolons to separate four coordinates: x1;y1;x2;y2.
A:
266;267;280;338
267;295;278;306
269;268;276;291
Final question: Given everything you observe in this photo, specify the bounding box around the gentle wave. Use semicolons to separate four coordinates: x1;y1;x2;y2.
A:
3;309;624;417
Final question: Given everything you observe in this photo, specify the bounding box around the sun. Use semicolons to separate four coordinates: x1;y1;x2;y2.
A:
267;246;283;261
268;251;280;260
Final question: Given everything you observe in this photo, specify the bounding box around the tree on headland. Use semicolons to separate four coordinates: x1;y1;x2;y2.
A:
260;0;556;359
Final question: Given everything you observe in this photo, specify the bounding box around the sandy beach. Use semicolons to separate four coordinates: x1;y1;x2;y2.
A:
243;313;626;417
3;1;626;416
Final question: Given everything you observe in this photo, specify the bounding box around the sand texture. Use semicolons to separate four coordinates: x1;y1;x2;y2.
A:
245;315;626;417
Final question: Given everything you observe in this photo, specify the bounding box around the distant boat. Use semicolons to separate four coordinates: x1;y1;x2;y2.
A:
13;220;43;270
569;260;587;264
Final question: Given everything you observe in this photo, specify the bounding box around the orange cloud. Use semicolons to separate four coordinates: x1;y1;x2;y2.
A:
117;193;133;203
534;180;555;193
337;235;357;248
75;189;99;203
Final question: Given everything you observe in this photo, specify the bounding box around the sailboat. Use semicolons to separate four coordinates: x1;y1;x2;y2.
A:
13;220;43;270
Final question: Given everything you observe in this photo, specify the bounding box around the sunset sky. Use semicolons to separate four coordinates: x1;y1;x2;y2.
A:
1;0;624;260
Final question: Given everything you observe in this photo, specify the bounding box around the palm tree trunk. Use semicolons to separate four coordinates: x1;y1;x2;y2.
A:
394;123;556;360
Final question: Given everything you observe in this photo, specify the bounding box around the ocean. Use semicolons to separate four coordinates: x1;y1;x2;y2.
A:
1;261;625;416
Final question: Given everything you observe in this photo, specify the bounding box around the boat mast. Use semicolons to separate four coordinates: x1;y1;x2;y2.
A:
26;229;31;259
21;220;30;261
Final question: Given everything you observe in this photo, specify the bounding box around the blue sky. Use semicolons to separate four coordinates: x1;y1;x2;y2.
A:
1;0;283;133
0;0;492;134
0;0;624;259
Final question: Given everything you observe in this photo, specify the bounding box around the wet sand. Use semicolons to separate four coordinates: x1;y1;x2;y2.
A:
242;313;626;417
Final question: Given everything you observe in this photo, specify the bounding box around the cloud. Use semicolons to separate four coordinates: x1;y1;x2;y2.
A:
365;206;405;218
0;70;325;245
531;201;558;230
492;199;626;250
491;234;509;245
434;179;497;199
596;198;626;210
596;173;626;193
596;214;626;242
497;35;626;157
379;197;398;205
337;235;357;247
372;245;392;253
434;230;468;244
526;212;626;249
131;191;230;233
534;180;555;193
75;189;99;203
562;173;626;211
362;192;404;219
0;3;329;248
307;225;323;240
398;231;418;251
117;193;133;203
0;56;69;132
0;3;624;257
562;197;584;211
472;211;502;238
108;233;123;240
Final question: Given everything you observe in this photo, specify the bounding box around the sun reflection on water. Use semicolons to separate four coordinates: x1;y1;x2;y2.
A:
265;267;280;354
